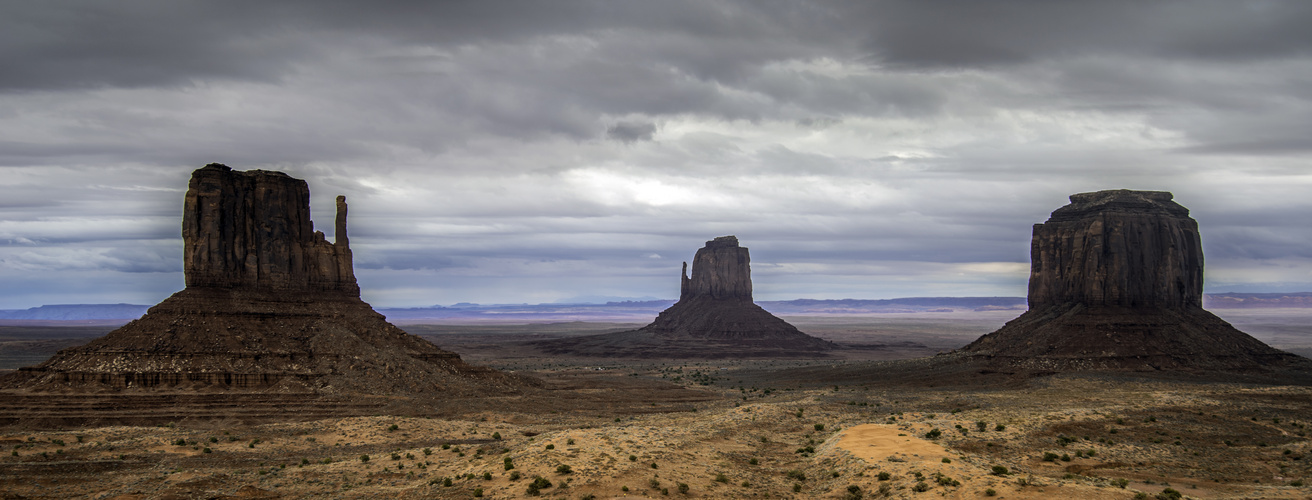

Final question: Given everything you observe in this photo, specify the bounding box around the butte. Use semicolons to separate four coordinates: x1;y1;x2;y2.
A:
0;164;528;409
536;235;837;358
956;189;1308;374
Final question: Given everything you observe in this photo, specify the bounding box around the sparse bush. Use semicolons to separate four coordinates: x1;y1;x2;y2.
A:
505;457;515;470
567;438;575;445
1043;452;1059;462
651;462;658;469
912;481;929;492
792;483;802;492
545;444;555;450
715;472;728;483
1112;478;1130;488
202;447;212;454
509;471;521;481
492;432;501;440
556;464;573;474
359;454;369;463
815;423;825;431
1061;453;1072;461
995;424;1006;431
942;457;951;463
483;472;492;480
650;478;661;488
390;452;400;460
977;421;987;432
423;447;432;456
844;484;863;500
174;439;187;446
991;465;1009;476
629;454;637;462
472;488;483;497
1155;488;1182;500
925;428;942;439
878;471;891;481
388;424;398;432
985;488;997;496
677;482;689;494
621;486;630;492
748;458;758;465
786;469;806;481
443;477;453;487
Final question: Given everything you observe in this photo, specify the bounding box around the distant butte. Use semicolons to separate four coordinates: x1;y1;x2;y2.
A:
1;163;529;400
535;236;837;358
957;189;1306;372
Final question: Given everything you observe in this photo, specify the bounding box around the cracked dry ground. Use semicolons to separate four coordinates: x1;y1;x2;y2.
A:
2;368;1311;499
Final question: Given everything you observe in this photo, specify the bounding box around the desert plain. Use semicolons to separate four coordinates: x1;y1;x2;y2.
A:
2;308;1311;499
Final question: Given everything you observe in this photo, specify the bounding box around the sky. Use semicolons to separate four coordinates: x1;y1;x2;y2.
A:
1;0;1311;309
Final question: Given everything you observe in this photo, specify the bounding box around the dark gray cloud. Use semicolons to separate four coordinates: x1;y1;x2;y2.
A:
0;1;1310;308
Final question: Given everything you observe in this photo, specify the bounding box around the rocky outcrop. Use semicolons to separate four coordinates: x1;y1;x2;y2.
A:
1;164;530;398
535;236;836;358
959;189;1303;372
1027;189;1202;309
183;164;356;293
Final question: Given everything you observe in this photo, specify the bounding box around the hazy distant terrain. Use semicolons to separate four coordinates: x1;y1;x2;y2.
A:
4;304;1309;371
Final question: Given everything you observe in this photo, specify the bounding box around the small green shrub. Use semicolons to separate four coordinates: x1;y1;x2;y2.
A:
995;424;1006;431
715;472;728;483
387;424;398;432
1043;452;1059;462
677;482;689;494
492;432;501;440
792;483;802;492
878;471;891;481
991;465;1009;476
925;428;942;439
556;464;573;474
985;488;997;496
359;454;369;463
748;458;758;465
912;481;929;492
786;469;806;481
815;423;825;431
545;444;555;450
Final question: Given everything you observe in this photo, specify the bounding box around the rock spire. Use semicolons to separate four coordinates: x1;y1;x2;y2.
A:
960;189;1299;372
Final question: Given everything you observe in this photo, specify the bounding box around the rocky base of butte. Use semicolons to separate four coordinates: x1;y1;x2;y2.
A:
536;236;837;358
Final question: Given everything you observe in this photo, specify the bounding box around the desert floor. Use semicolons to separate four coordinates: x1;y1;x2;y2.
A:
1;309;1310;499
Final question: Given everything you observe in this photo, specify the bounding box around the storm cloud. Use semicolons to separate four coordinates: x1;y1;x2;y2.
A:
1;0;1310;308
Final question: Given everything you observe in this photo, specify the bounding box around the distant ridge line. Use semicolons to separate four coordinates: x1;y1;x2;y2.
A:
4;293;1310;321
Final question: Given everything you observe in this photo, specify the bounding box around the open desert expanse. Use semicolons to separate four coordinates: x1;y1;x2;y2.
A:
3;309;1311;499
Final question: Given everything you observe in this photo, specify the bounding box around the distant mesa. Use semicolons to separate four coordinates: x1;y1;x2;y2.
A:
1;163;528;400
534;235;837;358
958;189;1306;372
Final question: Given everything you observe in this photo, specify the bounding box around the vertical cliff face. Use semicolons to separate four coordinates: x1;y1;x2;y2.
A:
1027;190;1203;309
960;189;1295;372
680;235;753;301
182;163;357;294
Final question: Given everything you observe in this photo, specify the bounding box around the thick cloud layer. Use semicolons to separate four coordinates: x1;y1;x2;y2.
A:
1;1;1310;308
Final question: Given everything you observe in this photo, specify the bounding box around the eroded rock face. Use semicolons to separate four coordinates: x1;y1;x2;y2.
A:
536;236;835;357
960;189;1299;372
680;235;752;301
2;164;529;398
183;164;357;293
1027;189;1202;309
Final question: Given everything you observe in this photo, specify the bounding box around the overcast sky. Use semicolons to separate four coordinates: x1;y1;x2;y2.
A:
2;0;1310;309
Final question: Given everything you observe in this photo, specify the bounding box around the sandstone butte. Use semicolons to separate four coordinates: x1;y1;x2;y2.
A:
957;189;1305;373
0;163;528;397
535;235;837;358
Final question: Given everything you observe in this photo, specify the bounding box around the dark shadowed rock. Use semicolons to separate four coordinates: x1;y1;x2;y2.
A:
958;189;1305;373
534;236;836;358
1;163;530;401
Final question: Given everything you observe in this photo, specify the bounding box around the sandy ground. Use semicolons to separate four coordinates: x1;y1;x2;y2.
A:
3;370;1310;499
